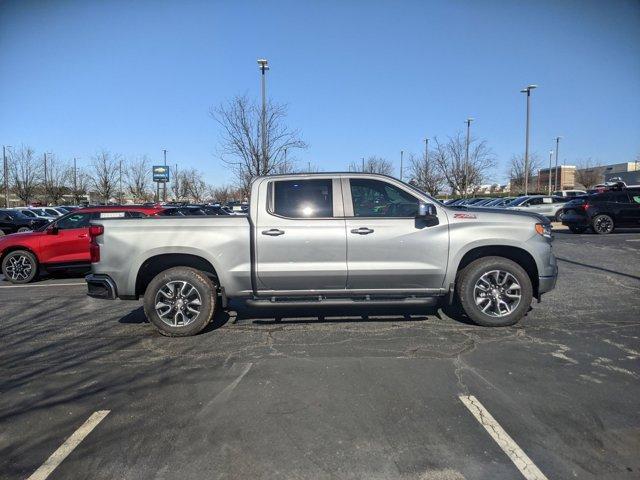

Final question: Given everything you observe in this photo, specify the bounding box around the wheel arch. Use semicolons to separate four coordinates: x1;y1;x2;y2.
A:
135;253;220;297
0;245;41;265
454;245;539;298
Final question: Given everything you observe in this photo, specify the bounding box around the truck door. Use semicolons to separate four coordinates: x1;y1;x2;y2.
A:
343;177;449;290
256;178;347;291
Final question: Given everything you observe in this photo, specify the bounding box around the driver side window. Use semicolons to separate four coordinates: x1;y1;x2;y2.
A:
56;213;93;230
350;179;419;217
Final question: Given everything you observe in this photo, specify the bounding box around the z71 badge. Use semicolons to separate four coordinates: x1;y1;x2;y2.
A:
453;213;477;219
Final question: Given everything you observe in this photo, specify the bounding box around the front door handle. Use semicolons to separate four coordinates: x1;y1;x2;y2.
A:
350;227;374;235
78;233;88;238
262;229;285;236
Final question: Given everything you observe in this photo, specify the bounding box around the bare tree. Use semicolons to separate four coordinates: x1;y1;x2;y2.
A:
212;94;308;193
90;151;120;203
507;153;543;194
433;133;496;195
348;156;394;175
42;155;70;204
68;165;91;204
127;156;152;202
208;184;239;204
181;168;207;202
408;151;443;196
574;158;603;189
10;145;42;205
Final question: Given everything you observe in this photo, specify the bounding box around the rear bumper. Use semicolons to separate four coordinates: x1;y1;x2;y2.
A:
562;213;589;227
86;274;117;299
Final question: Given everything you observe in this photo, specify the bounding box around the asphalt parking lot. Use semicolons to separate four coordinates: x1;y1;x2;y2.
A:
1;230;639;480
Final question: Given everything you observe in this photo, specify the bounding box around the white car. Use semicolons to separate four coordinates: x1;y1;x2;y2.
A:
506;195;568;221
553;190;586;198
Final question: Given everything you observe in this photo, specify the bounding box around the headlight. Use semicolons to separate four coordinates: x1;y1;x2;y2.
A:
535;223;552;238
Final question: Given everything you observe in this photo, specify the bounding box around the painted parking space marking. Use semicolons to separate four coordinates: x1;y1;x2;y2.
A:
0;282;85;289
26;410;110;480
459;395;548;480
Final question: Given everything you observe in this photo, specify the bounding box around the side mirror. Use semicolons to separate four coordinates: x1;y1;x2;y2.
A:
418;203;437;217
46;225;59;235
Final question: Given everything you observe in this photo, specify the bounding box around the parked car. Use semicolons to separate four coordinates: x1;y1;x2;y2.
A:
0;209;49;236
0;205;165;283
37;207;68;217
14;208;56;221
561;187;640;234
158;206;207;216
484;197;517;208
553;189;587;198
506;195;568;221
28;208;58;219
87;172;557;336
199;205;231;215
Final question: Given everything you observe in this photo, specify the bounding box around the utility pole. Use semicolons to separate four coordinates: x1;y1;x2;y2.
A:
163;149;167;202
361;157;365;172
424;138;429;187
257;59;269;174
73;157;78;204
554;136;562;192
547;150;553;195
119;159;123;204
2;145;11;208
400;150;404;181
464;118;473;197
520;85;538;195
43;153;49;205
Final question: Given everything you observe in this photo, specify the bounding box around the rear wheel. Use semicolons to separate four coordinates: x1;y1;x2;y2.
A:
569;225;587;234
592;214;614;234
555;210;565;222
1;250;39;284
456;256;533;327
143;266;217;337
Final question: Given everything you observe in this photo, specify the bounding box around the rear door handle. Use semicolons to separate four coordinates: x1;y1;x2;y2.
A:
78;234;88;238
262;229;285;236
350;227;374;235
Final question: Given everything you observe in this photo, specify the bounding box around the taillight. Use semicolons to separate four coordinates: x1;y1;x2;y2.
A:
89;225;104;238
581;203;590;211
89;225;104;263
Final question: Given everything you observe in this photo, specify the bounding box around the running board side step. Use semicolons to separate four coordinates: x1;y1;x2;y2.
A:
245;296;440;308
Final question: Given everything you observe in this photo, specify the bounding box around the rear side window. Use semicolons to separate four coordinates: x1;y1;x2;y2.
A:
272;179;333;218
56;213;93;230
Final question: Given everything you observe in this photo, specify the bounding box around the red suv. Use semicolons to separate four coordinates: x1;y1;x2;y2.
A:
0;206;165;283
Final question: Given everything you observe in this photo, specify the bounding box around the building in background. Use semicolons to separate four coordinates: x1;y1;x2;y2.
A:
534;166;577;191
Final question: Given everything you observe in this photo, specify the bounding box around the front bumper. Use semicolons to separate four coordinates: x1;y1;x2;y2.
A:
86;274;117;299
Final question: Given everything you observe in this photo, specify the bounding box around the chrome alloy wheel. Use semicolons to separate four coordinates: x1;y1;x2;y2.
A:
5;254;34;281
594;215;613;234
473;270;522;318
154;280;203;327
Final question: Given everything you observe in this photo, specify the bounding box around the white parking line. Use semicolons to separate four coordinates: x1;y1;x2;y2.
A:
0;282;85;289
626;239;640;242
459;395;548;480
26;410;110;480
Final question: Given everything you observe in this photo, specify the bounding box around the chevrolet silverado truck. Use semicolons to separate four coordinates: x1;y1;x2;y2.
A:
86;173;557;336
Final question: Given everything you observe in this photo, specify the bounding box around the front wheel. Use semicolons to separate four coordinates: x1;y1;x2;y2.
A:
1;250;39;284
555;210;565;222
143;267;218;337
456;256;533;327
592;214;614;234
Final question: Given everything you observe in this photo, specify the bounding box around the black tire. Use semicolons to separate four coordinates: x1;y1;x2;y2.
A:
17;227;31;233
143;266;217;337
592;214;614;235
569;225;587;234
1;249;39;284
555;210;565;222
456;256;533;327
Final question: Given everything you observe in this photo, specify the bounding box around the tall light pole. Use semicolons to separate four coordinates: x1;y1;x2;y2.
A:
73;157;78;204
361;157;365;172
424;138;429;188
118;159;123;204
43;152;51;205
162;149;167;202
257;59;269;174
400;150;404;181
3;145;11;207
464;118;473;197
554;136;562;192
547;150;553;194
520;84;538;195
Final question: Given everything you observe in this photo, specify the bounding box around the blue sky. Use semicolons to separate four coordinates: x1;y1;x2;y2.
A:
1;0;639;186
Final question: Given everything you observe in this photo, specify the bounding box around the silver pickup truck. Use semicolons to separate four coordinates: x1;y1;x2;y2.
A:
86;173;557;336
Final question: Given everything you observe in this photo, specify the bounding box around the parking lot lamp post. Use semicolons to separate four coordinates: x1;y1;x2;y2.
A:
400;150;404;181
554;136;562;191
3;145;11;208
362;157;365;172
257;59;269;173
520;85;537;195
548;150;553;194
162;149;167;203
73;157;78;204
43;152;50;205
464;118;473;198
